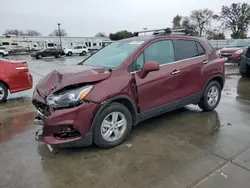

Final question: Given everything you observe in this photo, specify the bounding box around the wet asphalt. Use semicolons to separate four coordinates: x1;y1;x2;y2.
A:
0;56;250;188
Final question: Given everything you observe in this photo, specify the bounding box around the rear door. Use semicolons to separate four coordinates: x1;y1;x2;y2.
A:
134;39;179;113
172;39;207;100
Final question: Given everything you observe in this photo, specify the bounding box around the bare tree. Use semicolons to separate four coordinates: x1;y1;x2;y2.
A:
220;2;250;39
49;29;67;36
190;9;215;37
94;32;107;37
3;29;23;36
26;30;41;36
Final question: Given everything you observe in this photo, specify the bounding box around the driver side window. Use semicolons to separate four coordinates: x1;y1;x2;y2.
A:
134;40;174;71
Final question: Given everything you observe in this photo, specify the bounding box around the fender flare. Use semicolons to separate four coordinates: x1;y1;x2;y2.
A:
203;74;225;92
90;95;139;132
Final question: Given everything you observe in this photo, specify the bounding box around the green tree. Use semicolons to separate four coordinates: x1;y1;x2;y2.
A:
181;17;198;36
172;15;182;29
220;3;250;39
109;30;134;41
206;29;225;40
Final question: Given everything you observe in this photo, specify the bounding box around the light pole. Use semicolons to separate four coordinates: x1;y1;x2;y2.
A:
143;28;147;36
58;23;62;49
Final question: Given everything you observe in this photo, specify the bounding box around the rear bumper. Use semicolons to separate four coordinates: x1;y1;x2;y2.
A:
33;95;100;147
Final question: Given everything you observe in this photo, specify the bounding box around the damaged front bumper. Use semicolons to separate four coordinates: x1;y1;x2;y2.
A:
34;101;100;148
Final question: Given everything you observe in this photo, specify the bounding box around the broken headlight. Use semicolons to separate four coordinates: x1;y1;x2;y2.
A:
47;85;93;108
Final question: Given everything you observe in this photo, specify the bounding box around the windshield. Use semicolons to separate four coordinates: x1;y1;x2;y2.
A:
82;40;144;68
228;40;250;48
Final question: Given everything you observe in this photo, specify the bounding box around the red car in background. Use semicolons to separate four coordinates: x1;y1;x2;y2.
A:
0;58;33;102
218;40;250;63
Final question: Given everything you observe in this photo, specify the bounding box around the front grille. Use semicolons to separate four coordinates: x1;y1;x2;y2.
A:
33;100;51;117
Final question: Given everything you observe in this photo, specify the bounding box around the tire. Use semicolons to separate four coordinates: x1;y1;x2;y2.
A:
80;51;87;56
67;52;73;56
0;53;4;58
0;82;8;103
55;53;61;58
198;81;221;111
36;54;42;59
93;102;132;149
240;71;249;78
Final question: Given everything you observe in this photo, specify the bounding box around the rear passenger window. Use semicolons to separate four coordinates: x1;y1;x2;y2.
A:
144;40;175;65
196;42;205;55
174;40;199;61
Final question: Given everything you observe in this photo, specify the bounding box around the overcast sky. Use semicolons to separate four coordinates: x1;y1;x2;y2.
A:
1;0;249;37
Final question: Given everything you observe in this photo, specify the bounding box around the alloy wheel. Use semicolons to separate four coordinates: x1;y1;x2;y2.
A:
0;86;5;100
100;112;127;142
207;86;219;107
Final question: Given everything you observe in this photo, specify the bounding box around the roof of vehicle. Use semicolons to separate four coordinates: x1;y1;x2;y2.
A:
119;34;203;43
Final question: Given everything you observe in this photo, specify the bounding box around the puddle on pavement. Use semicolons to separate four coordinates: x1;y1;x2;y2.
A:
0;109;36;142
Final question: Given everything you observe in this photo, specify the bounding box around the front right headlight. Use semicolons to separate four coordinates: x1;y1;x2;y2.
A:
47;85;93;109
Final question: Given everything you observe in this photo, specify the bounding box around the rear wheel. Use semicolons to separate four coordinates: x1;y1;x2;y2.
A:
67;52;73;56
55;53;61;58
198;81;221;111
36;54;42;59
93;102;132;149
0;53;4;58
0;82;8;103
80;51;87;56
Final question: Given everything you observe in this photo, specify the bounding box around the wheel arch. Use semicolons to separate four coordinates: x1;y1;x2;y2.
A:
90;95;139;132
0;80;9;90
204;75;224;91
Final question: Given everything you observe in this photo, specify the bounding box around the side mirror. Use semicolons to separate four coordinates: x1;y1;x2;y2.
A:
140;61;159;79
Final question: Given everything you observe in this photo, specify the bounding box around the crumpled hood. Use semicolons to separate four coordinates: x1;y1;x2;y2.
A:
36;65;111;97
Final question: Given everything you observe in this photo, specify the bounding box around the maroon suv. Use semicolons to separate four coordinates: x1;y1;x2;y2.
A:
33;28;225;149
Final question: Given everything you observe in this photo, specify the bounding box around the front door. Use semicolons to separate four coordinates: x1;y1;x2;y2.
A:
133;39;179;115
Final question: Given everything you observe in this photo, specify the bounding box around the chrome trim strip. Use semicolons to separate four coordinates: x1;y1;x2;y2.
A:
130;55;205;74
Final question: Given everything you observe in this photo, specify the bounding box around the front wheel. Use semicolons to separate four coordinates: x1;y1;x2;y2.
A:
0;53;4;58
198;81;221;111
93;102;132;149
67;52;73;56
0;82;8;103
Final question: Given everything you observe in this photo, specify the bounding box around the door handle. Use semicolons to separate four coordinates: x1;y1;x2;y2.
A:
203;60;208;64
171;70;180;75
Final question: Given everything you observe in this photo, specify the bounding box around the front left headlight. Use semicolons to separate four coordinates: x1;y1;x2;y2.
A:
47;85;93;109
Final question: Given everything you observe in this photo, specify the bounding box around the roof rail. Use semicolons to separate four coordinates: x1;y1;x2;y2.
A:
134;28;188;36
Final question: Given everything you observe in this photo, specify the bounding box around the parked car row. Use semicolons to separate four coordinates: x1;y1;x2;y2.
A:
30;45;89;59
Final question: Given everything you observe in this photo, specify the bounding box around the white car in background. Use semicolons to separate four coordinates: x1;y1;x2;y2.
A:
64;45;89;56
0;47;9;58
